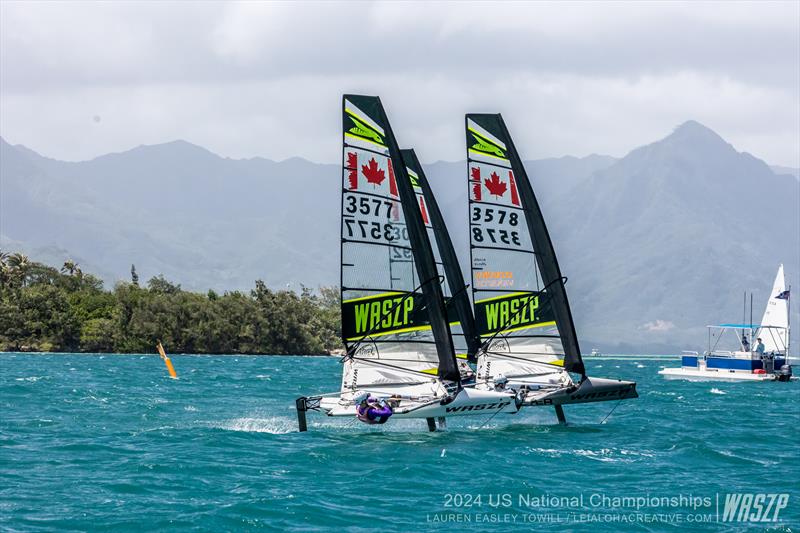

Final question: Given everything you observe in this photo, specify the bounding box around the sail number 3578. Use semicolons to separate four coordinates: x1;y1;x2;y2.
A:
472;206;521;246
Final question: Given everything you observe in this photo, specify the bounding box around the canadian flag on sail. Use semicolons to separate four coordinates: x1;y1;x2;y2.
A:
470;166;520;206
345;150;398;197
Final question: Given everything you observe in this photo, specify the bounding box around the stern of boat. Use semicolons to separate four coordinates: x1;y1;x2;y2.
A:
522;376;638;406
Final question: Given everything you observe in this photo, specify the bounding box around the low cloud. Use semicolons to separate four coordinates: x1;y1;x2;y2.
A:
1;2;797;165
641;320;676;332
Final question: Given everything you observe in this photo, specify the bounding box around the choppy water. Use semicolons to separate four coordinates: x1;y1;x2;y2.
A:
1;353;798;531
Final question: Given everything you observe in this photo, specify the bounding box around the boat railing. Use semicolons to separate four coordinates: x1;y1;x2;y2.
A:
705;350;739;358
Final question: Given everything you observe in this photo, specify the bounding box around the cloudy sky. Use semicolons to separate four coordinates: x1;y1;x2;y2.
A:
1;1;798;166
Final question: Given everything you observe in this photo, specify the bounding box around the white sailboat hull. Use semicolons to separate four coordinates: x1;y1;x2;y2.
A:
658;367;782;382
319;386;520;419
521;376;639;406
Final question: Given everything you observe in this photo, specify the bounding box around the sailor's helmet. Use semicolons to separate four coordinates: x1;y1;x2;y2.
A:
352;391;370;405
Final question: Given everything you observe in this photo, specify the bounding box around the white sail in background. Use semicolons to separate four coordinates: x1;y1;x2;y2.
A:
755;264;789;354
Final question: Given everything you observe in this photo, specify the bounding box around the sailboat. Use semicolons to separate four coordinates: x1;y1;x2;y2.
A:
755;264;791;357
659;265;793;381
464;114;638;422
295;96;520;432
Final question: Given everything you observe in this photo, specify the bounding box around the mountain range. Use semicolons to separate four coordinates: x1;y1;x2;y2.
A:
2;121;798;353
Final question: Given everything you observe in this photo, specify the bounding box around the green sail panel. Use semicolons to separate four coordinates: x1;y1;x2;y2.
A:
341;95;460;384
466;114;585;376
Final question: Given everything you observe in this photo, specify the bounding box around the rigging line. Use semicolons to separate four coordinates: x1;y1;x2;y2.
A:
599;397;625;425
478;276;568;354
344;356;441;380
475;407;504;431
444;283;471;309
342;415;362;430
483;350;567;370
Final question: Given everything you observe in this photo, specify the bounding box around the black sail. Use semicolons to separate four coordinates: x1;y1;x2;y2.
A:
466;114;585;377
401;149;481;363
341;95;460;383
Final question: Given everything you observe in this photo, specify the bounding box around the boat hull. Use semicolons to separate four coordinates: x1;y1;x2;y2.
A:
319;386;520;419
660;353;792;382
522;376;638;406
658;367;782;382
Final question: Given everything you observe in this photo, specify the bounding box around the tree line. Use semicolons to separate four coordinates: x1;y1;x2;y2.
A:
0;252;341;354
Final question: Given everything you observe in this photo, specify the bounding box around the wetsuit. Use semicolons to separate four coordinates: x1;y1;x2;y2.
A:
356;402;393;424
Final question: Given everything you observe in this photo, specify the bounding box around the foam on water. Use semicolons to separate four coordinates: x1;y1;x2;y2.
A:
215;416;297;434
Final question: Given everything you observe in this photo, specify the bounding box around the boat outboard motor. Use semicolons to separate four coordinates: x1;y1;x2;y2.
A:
777;365;793;382
762;353;775;374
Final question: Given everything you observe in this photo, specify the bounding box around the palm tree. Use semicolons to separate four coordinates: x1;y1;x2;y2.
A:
7;253;30;287
61;259;75;276
61;259;77;276
7;253;28;269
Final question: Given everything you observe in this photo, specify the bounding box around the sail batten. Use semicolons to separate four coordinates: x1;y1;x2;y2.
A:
466;113;586;379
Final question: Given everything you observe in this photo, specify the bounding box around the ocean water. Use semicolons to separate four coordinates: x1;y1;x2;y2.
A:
1;353;798;532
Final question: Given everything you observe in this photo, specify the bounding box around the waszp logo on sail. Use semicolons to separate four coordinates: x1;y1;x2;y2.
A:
720;493;788;522
341;293;421;341
479;293;540;333
354;296;414;334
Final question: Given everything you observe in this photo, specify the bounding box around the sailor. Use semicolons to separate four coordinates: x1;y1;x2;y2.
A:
493;373;509;392
353;392;393;425
755;338;765;356
741;334;750;352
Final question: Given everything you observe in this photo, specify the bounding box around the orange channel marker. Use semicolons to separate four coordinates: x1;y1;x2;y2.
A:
156;341;178;379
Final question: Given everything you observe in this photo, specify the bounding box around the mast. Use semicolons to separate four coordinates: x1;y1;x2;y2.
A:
490;114;585;377
749;292;753;346
401;149;481;362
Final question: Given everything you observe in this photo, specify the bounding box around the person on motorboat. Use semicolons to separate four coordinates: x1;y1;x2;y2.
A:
755;338;765;356
741;334;750;352
353;392;393;425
